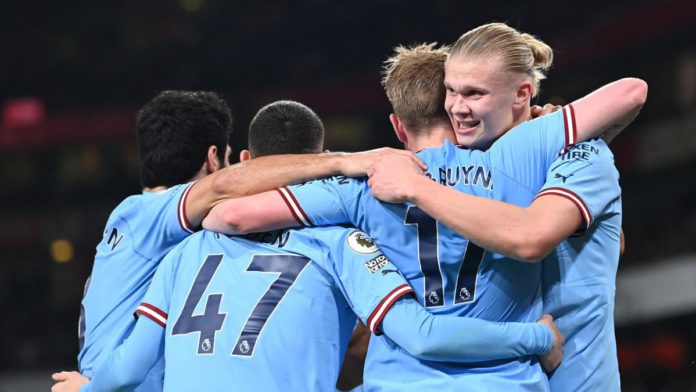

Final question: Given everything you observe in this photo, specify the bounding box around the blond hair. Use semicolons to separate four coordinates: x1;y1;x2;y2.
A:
381;42;451;133
449;23;553;97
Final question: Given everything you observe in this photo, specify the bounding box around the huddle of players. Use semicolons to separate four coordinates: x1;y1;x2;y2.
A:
52;22;647;392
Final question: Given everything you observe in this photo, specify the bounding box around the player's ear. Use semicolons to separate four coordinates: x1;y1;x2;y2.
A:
389;114;408;144
514;80;533;106
206;145;220;174
239;149;251;162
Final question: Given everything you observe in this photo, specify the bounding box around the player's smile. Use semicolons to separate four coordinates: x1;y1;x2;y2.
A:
444;57;519;150
455;119;481;134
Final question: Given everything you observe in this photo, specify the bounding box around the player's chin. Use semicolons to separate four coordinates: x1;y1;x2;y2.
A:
455;134;480;148
454;126;483;145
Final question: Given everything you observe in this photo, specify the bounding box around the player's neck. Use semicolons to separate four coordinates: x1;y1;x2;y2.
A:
143;185;168;193
407;125;457;153
510;105;532;130
142;168;207;193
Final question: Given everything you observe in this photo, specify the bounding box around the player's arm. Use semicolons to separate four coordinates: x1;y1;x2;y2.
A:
82;317;164;392
185;148;425;228
330;232;561;367
417;183;580;262
202;190;299;234
66;249;178;392
203;178;355;234
336;322;370;391
380;299;563;371
369;159;580;262
373;139;621;261
572;77;647;143
369;81;644;260
51;317;164;392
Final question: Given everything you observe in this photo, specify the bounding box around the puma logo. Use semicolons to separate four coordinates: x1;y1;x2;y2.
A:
554;173;574;183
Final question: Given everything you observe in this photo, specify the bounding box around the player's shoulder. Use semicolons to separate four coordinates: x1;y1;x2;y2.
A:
113;183;190;221
109;193;143;215
164;229;209;255
499;109;566;145
140;183;191;205
418;139;482;167
556;138;614;166
101;193;146;230
296;175;366;189
287;225;351;245
416;139;457;159
160;230;226;268
294;226;378;254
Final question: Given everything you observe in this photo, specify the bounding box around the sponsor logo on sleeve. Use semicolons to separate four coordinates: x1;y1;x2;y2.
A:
554;173;574;183
365;254;389;273
348;230;378;254
559;142;600;162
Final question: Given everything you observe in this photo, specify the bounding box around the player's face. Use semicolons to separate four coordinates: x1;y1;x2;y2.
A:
444;56;518;150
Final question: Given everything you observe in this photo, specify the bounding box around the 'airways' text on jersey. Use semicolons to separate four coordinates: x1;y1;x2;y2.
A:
425;164;493;190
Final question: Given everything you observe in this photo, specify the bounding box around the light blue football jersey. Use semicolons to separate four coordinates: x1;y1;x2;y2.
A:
135;227;413;391
78;182;196;391
538;139;622;391
278;108;578;391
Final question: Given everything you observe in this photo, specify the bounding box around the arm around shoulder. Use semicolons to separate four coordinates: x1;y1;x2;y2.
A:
407;175;579;262
202;190;299;234
572;78;648;143
379;298;553;362
187;149;424;229
84;317;165;392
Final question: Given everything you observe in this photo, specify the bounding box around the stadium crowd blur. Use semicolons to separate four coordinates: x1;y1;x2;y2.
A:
1;0;695;390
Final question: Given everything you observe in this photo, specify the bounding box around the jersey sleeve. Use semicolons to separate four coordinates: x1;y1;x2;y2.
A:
133;246;179;328
135;182;197;258
488;106;578;193
277;176;362;227
379;299;553;362
535;139;621;235
80;316;165;392
323;229;414;335
81;251;177;391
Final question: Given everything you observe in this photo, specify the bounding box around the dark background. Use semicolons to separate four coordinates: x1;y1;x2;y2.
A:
1;0;695;390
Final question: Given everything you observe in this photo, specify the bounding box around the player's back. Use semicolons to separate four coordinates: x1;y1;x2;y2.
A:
280;111;574;390
540;139;622;391
152;227;407;391
78;183;194;387
370;140;549;390
284;155;544;389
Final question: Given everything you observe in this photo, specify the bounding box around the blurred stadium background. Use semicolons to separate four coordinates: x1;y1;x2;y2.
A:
1;0;695;390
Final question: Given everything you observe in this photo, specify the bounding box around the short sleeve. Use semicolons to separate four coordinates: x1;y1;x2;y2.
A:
135;248;179;327
134;182;197;259
535;139;621;235
324;229;414;335
488;106;578;194
278;176;361;227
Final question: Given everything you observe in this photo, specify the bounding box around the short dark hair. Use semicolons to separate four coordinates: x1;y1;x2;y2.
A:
136;90;233;188
248;100;324;158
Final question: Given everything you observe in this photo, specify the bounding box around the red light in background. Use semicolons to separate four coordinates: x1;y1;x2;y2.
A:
647;335;687;371
2;98;45;128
